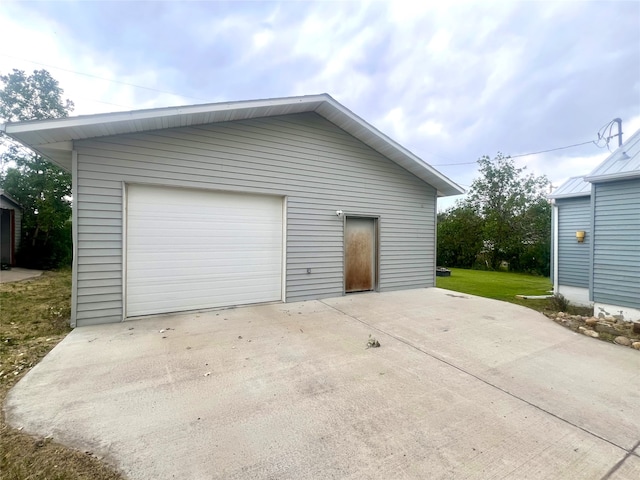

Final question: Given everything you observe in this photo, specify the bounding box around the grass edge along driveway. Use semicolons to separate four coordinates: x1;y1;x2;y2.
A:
0;269;124;480
436;267;553;312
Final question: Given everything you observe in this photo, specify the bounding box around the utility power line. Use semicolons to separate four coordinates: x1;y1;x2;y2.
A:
432;139;598;166
433;118;623;166
1;54;626;164
510;140;596;158
432;138;596;166
431;160;477;166
0;53;211;103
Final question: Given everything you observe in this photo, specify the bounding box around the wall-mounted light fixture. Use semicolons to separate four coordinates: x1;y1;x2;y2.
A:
576;231;586;243
336;210;344;218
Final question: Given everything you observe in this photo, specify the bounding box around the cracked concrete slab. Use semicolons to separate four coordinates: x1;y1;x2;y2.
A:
322;289;640;452
5;288;640;479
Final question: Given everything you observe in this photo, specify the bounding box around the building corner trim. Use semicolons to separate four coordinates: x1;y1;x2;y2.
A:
70;149;79;328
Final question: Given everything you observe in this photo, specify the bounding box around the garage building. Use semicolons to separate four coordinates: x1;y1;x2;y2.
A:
2;94;463;326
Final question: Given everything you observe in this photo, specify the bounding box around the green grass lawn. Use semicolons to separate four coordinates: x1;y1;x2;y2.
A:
436;268;553;312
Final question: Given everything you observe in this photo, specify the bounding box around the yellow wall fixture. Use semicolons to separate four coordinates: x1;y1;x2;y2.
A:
576;231;586;243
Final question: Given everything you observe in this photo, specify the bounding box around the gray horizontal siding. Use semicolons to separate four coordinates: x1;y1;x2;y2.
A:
0;198;22;255
14;209;21;252
592;179;640;309
557;197;591;288
74;112;436;325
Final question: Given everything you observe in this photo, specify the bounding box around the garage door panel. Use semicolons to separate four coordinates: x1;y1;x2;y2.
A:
130;279;280;300
126;185;283;317
128;234;283;245
127;268;281;286
129;286;280;314
128;250;282;266
128;228;282;246
127;219;281;234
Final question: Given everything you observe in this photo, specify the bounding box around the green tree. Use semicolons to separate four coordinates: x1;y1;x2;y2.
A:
512;198;552;275
0;69;74;268
463;153;550;273
437;205;483;268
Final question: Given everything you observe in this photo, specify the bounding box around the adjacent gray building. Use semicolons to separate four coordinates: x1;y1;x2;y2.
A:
550;128;640;321
0;190;22;267
2;94;463;326
549;177;592;305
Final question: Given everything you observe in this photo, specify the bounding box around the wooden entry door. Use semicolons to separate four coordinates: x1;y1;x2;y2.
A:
344;217;377;293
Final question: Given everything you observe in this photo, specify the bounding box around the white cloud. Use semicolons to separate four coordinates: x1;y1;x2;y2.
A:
418;119;446;137
541;152;609;184
0;13;135;115
0;0;637;202
625;114;640;138
427;29;452;54
379;107;409;143
253;28;274;49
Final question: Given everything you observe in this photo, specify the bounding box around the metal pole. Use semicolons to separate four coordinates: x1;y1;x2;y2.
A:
613;118;623;147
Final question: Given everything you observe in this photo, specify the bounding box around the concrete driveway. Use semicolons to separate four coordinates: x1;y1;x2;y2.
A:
0;267;43;283
5;288;640;479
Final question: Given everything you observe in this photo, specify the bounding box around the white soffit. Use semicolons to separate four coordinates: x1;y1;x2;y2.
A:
1;94;464;197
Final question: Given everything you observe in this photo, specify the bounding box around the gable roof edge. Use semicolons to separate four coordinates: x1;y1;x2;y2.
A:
2;94;464;197
316;96;464;197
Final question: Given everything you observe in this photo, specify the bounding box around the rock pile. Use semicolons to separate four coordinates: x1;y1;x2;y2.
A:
546;312;640;350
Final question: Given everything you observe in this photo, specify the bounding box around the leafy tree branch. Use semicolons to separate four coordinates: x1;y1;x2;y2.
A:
438;153;551;275
1;69;74;268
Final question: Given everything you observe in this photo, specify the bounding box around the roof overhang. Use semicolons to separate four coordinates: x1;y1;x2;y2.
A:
584;171;640;183
547;176;591;200
1;94;464;197
548;191;591;200
0;190;22;209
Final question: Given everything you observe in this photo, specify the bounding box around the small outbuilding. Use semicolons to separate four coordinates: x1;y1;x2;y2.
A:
0;190;22;268
550;128;640;321
2;94;463;326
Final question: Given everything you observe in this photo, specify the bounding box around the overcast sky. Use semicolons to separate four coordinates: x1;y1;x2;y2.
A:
1;1;639;210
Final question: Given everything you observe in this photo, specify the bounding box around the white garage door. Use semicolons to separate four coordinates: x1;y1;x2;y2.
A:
126;184;283;317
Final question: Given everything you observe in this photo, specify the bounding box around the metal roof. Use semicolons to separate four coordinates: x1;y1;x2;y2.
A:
584;128;640;183
548;176;591;199
1;93;464;197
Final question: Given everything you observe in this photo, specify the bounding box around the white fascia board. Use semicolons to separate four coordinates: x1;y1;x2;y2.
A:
548;192;591;200
2;94;330;135
584;171;640;183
